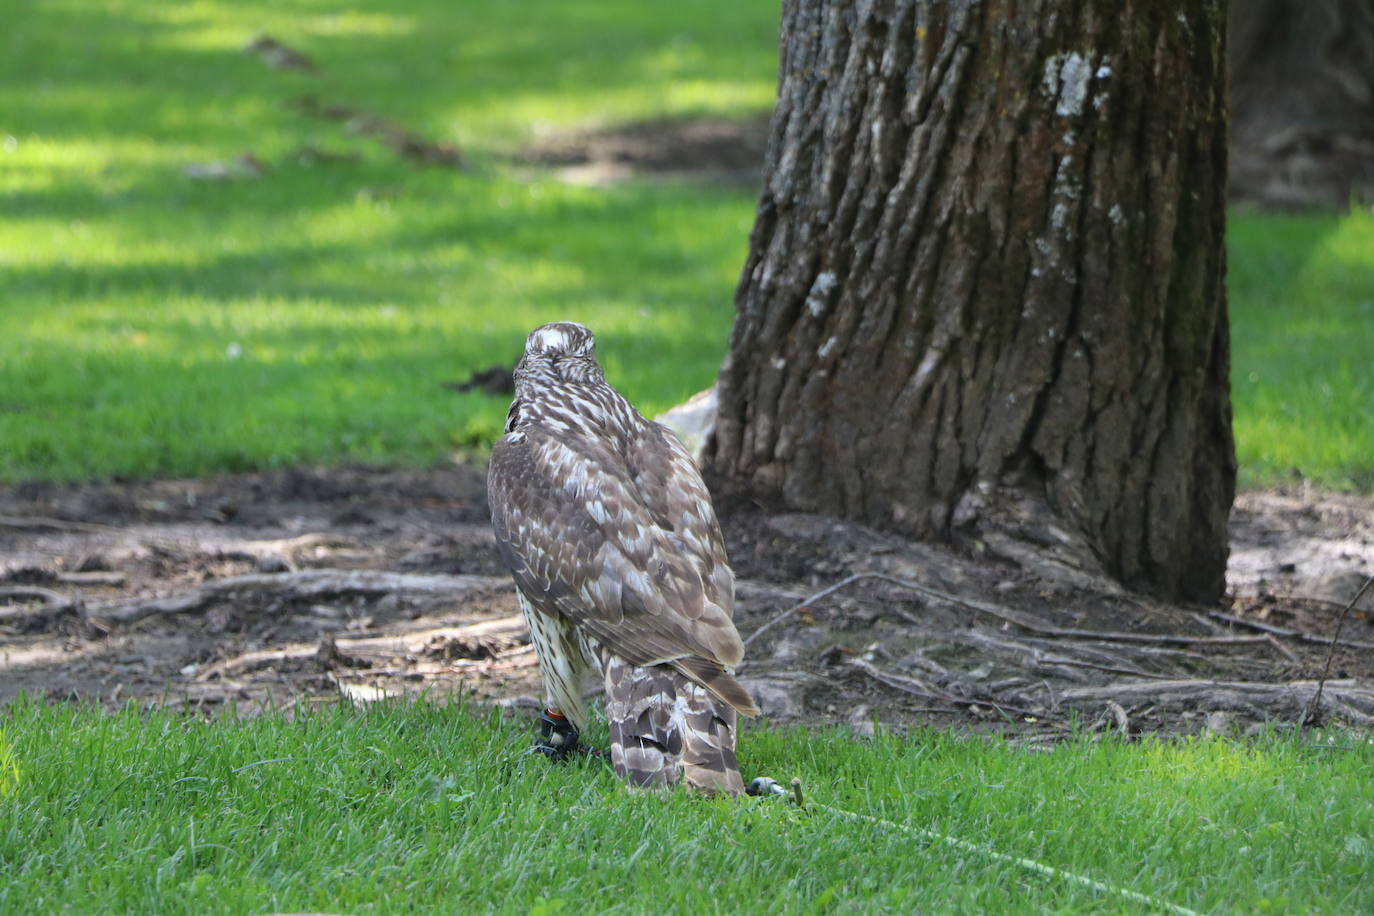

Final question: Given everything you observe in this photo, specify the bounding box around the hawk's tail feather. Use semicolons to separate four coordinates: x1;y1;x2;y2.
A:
670;655;761;718
679;702;745;795
603;653;747;795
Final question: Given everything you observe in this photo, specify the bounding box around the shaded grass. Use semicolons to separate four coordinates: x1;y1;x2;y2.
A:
1;699;1371;915
3;0;1372;489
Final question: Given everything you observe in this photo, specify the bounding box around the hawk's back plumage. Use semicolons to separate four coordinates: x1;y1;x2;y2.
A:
488;321;756;794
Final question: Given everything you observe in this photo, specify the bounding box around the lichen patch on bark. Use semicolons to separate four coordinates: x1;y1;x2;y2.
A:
710;0;1235;602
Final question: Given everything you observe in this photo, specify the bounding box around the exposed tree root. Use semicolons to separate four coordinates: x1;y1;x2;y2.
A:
0;514;118;534
0;585;80;632
1060;679;1374;726
738;537;1374;730
1210;610;1374;652
4;466;1371;733
848;657;1052;723
744;570;1271;649
192;615;530;682
83;570;510;627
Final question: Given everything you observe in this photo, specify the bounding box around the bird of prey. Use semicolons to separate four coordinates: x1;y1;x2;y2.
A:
487;322;759;794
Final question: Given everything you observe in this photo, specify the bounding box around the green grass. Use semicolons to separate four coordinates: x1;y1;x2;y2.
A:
1;699;1370;914
0;0;776;482
1228;210;1374;489
3;0;1372;489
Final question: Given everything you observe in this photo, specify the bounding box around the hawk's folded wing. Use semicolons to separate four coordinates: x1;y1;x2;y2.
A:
488;422;756;716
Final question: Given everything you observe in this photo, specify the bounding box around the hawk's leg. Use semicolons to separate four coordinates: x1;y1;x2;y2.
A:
518;591;609;762
533;708;583;762
532;708;609;762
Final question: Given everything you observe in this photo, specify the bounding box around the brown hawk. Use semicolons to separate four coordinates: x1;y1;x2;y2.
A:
487;322;759;794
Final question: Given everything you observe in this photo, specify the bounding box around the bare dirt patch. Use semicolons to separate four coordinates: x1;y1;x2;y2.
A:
2;466;1372;738
518;116;770;186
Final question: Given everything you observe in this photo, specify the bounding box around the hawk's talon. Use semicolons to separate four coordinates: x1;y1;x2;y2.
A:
746;776;789;798
533;709;583;763
532;740;577;761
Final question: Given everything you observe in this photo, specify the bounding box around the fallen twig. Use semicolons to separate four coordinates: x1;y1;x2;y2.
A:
1060;678;1374;725
192;615;529;681
849;657;1050;722
0;514;119;534
1306;574;1374;726
56;570;127;587
934;595;1267;646
1265;634;1301;664
1209;609;1374;651
336;655;539;680
1189;611;1230;635
743;573;882;648
962;630;1172;680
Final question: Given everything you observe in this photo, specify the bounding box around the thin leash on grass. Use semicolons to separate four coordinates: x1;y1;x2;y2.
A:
749;777;1202;916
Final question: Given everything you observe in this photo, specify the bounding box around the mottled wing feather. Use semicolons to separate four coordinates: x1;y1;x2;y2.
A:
488;424;752;713
631;424;737;655
488;430;606;604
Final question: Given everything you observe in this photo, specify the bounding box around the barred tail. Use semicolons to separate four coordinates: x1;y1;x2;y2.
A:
602;652;746;795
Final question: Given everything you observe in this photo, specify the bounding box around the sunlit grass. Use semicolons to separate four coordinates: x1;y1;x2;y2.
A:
1;699;1371;915
3;0;1372;489
1228;209;1374;489
0;0;777;483
0;167;756;480
0;0;778;154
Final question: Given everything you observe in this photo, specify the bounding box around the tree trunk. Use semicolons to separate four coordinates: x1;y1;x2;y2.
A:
708;0;1236;602
1230;0;1374;208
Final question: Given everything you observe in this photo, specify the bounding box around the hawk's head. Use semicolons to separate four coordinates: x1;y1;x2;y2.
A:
525;322;596;360
515;321;604;390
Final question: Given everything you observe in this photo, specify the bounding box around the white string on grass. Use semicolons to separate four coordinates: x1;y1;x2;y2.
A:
750;778;1201;916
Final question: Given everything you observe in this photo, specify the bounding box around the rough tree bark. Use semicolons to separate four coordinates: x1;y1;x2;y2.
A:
708;0;1236;602
1230;0;1374;207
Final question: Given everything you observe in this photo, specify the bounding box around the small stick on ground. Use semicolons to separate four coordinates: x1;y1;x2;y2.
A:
0;514;120;534
743;573;882;648
56;571;127;587
1209;610;1374;652
849;657;1051;722
1303;574;1374;728
948;629;1174;680
1265;634;1301;664
1058;678;1374;725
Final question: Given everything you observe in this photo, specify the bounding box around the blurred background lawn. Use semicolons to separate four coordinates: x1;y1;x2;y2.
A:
2;0;1371;488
